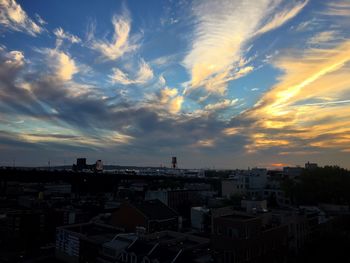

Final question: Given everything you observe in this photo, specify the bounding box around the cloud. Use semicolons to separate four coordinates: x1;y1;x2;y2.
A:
183;0;308;95
168;96;184;114
0;43;245;168
239;40;350;153
194;139;215;147
307;30;339;45
294;18;318;32
151;54;179;67
35;13;47;26
21;130;132;147
54;27;81;46
204;99;238;111
255;0;309;35
323;1;350;17
160;87;178;104
110;59;153;85
4;50;24;66
0;0;44;36
91;13;138;61
48;49;78;81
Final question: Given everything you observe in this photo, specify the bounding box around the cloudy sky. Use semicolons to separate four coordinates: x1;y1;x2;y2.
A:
0;0;350;168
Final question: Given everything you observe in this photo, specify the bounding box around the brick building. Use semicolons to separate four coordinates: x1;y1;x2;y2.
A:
109;199;179;233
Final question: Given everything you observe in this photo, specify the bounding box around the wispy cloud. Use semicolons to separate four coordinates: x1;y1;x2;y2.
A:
0;0;44;36
204;99;238;111
323;1;350;17
307;30;339;45
54;27;81;46
110;59;153;85
255;0;309;35
90;12;138;61
193;138;215;148
183;0;308;96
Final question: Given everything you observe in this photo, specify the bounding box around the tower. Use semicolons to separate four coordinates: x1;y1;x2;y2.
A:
172;156;177;169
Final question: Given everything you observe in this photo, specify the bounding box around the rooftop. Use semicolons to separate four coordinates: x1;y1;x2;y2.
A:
131;199;178;220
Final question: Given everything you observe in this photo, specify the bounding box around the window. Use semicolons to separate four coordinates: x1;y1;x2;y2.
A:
130;253;137;263
120;252;128;262
227;227;238;238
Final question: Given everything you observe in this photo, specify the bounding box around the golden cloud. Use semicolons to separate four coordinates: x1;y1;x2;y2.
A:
242;40;350;153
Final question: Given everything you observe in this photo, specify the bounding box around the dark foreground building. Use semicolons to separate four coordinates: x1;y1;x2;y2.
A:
211;211;288;263
109;199;179;233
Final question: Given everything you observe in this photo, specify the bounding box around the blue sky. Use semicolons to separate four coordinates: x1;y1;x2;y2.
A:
0;0;350;168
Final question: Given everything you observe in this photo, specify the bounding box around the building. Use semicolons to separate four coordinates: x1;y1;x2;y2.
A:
55;222;123;263
305;162;318;169
109;199;179;233
117;231;211;263
191;206;210;232
76;158;87;171
145;189;203;218
211;210;288;263
268;209;311;253
95;160;104;172
97;234;138;263
222;168;268;199
283;167;303;179
5;209;46;251
44;183;72;195
263;188;291;207
241;199;267;213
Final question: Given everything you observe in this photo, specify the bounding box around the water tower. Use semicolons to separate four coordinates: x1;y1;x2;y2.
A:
171;157;177;169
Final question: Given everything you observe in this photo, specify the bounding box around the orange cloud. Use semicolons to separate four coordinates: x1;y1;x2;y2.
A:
242;40;350;153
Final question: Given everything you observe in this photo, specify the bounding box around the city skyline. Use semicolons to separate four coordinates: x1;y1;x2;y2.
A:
0;0;350;169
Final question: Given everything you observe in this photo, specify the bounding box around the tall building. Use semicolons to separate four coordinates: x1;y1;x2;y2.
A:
75;158;87;171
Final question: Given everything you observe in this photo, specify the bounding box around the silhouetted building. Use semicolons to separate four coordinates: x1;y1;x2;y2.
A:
109;199;179;233
211;210;288;263
305;162;318;170
95;160;103;172
145;189;203;219
76;158;87;170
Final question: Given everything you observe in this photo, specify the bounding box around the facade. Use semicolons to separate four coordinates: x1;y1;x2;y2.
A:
211;211;288;263
222;168;268;199
268;209;310;253
117;231;210;263
282;167;303;179
145;189;204;219
55;222;123;263
109;199;179;233
97;234;138;263
305;162;318;169
263;189;291;207
191;206;210;232
241;199;267;213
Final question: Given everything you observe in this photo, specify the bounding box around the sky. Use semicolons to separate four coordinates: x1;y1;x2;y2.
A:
0;0;350;169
